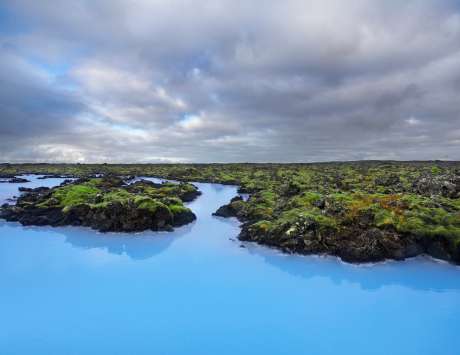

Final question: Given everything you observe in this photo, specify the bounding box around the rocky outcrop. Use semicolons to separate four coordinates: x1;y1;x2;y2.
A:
37;174;74;179
213;196;244;217
0;202;191;232
412;173;460;199
18;186;50;193
1;176;199;233
179;187;202;202
237;214;460;264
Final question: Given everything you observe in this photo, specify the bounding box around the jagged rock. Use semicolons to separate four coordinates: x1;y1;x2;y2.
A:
37;175;73;179
412;173;460;198
18;186;50;193
0;177;30;183
375;174;401;187
213;196;244;217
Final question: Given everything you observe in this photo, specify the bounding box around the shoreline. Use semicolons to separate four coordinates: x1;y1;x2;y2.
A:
1;164;459;266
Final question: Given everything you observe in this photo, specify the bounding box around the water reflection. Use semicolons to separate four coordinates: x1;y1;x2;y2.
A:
245;243;460;292
60;223;195;260
0;218;195;260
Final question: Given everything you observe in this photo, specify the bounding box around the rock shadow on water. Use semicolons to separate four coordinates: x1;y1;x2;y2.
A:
62;223;195;260
0;220;194;261
244;243;460;293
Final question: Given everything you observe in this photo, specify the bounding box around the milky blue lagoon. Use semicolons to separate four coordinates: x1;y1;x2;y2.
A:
1;176;459;355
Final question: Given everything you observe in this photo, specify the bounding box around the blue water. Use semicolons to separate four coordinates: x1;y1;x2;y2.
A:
1;176;459;355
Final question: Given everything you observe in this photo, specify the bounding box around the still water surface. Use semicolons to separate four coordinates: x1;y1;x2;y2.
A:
1;176;459;355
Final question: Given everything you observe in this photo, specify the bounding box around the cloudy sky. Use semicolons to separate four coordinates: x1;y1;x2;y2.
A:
1;0;459;163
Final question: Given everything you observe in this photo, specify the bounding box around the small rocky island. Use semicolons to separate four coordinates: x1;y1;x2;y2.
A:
0;176;200;232
0;174;30;183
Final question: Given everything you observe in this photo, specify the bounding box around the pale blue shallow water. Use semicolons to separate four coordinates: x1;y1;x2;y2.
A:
0;176;459;355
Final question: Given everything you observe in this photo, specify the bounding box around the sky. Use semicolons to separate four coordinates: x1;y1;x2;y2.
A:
1;0;459;163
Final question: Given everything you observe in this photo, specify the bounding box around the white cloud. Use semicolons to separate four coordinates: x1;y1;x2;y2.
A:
406;117;421;126
178;114;204;130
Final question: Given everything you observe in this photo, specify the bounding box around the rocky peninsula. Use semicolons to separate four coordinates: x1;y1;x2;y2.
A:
212;164;460;264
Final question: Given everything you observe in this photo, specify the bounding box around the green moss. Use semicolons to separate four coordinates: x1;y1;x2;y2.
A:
230;200;246;212
103;189;132;201
84;178;103;187
53;184;101;207
431;166;442;175
169;204;190;215
133;196;165;213
288;192;322;208
374;209;400;227
277;208;337;231
250;220;273;233
160;197;183;206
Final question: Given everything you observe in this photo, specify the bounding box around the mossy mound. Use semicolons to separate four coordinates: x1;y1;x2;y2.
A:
0;176;200;232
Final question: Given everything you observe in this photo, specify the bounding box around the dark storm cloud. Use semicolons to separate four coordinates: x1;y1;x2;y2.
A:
1;0;459;162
